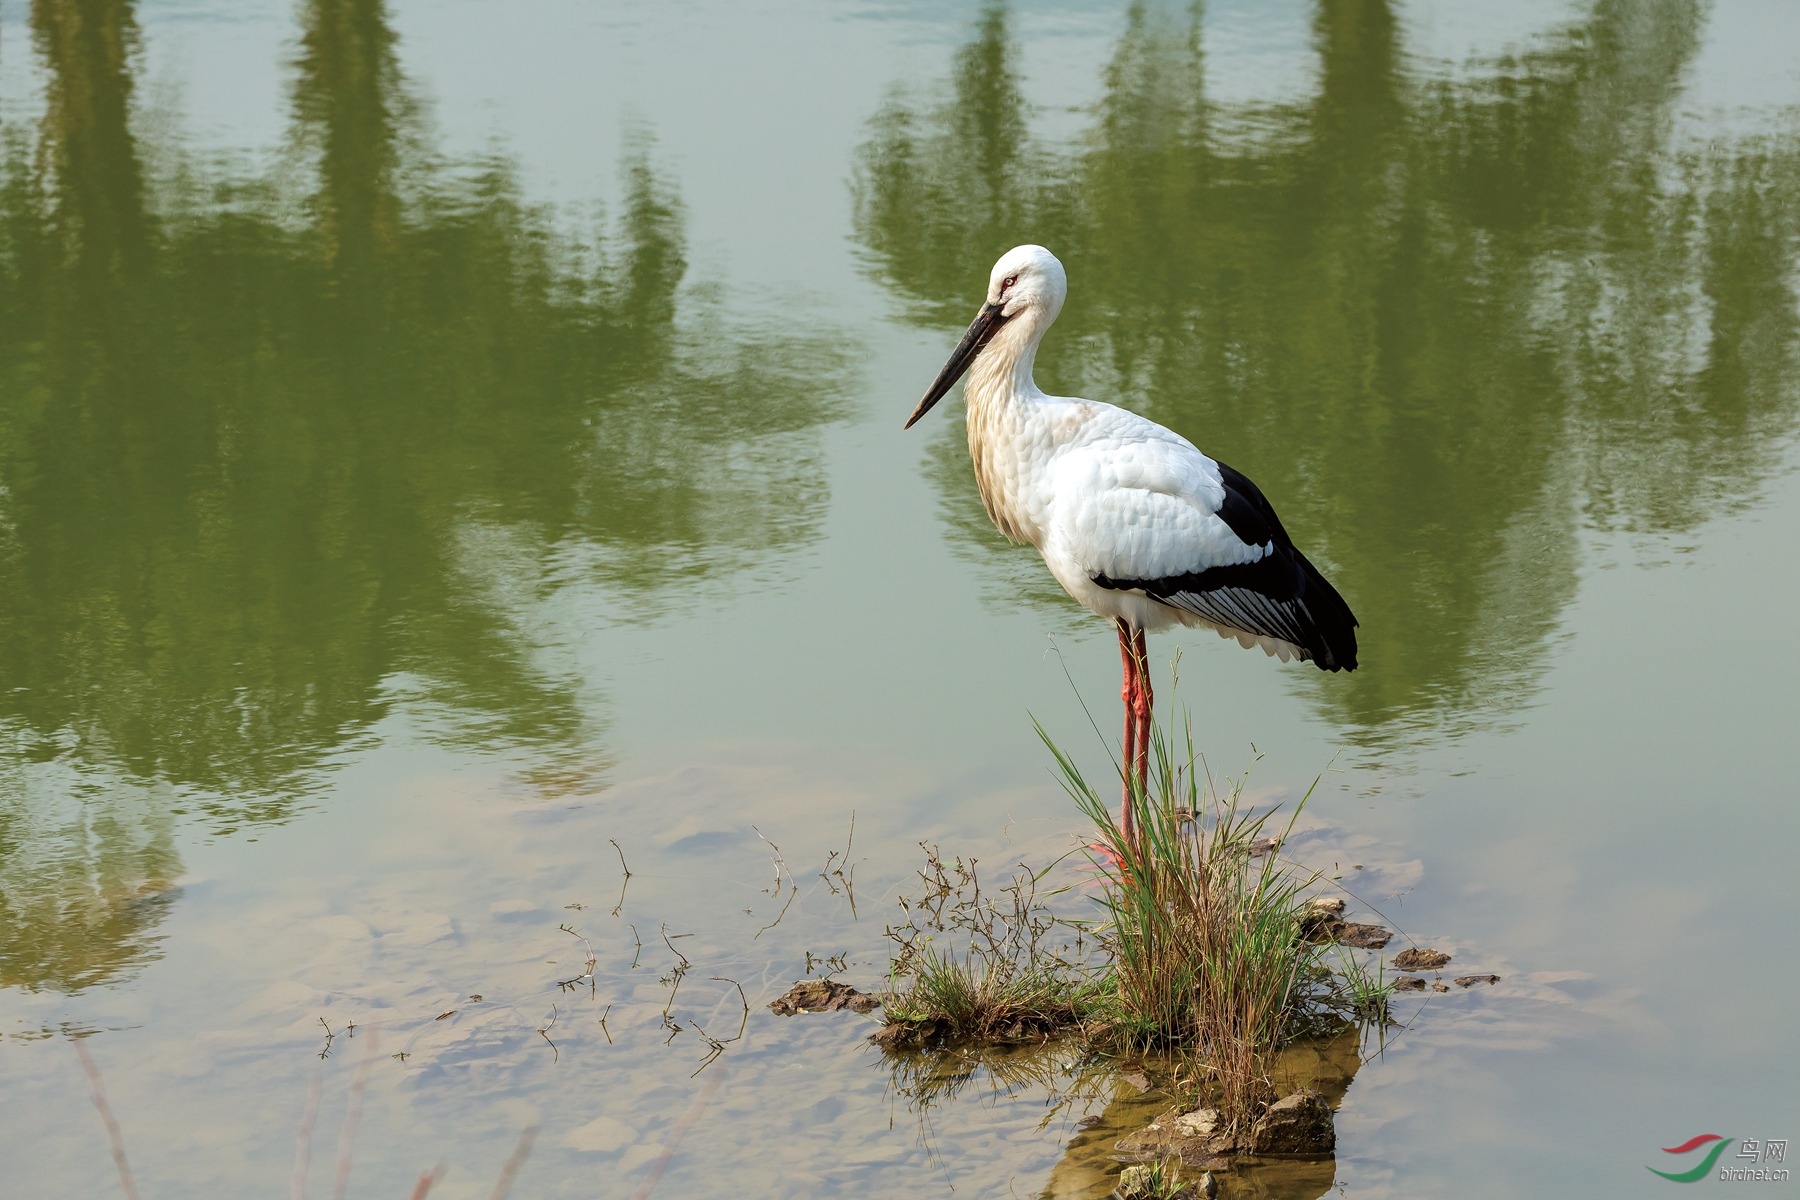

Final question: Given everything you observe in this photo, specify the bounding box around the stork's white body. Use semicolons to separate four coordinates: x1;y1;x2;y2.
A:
905;245;1356;827
962;343;1300;659
914;245;1355;669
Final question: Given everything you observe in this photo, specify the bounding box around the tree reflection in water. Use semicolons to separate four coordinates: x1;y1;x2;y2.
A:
854;0;1800;748
0;0;850;992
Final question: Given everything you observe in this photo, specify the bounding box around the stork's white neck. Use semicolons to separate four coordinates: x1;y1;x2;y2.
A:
961;313;1053;546
965;312;1048;410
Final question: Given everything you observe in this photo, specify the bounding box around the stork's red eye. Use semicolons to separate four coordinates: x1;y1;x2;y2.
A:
1002;274;1019;290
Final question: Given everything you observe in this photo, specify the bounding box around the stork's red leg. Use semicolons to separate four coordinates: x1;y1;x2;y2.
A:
1116;618;1137;845
1131;627;1153;800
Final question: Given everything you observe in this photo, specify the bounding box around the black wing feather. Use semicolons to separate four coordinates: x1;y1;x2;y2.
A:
1092;460;1359;672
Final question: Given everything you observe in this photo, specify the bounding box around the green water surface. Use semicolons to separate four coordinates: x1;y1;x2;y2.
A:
2;2;1797;1197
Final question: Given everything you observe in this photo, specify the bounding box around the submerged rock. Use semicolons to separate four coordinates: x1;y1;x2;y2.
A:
1391;947;1451;971
869;1016;950;1050
1453;974;1501;988
1176;1109;1221;1138
1116;1106;1237;1166
1335;923;1394;949
1120;1069;1153;1094
1250;1090;1336;1156
768;979;880;1015
1118;1090;1336;1167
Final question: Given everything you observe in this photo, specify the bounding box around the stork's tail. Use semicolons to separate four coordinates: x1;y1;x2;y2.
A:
1295;554;1358;672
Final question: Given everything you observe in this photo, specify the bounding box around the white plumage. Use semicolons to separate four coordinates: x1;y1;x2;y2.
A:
906;245;1357;830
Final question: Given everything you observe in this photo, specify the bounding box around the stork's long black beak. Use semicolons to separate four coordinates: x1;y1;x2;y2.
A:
904;301;1009;429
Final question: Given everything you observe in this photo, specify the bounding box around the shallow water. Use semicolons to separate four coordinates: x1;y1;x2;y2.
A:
3;1;1799;1196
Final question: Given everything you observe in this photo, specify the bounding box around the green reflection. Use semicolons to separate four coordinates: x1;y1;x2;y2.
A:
0;0;848;989
855;1;1800;745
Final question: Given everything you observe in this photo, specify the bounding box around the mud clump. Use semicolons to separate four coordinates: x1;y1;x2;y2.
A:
1116;1106;1236;1167
1250;1091;1336;1156
869;1016;950;1049
768;979;879;1015
1391;947;1451;971
1392;976;1427;992
1454;974;1500;988
1300;910;1392;949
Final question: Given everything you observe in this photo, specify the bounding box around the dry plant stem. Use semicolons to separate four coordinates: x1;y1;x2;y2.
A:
821;811;860;915
72;1039;141;1200
538;1005;560;1062
628;1074;724;1200
330;1027;380;1200
752;826;788;894
486;1126;539;1200
557;924;599;993
660;926;694;1013
291;1071;324;1200
881;843;1098;1041
609;838;633;917
690;978;751;1075
753;883;797;939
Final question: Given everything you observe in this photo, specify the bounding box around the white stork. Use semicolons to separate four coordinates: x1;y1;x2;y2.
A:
905;245;1358;840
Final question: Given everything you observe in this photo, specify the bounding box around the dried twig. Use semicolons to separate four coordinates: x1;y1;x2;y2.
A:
751;825;787;896
659;926;693;1016
556;924;598;994
821;810;860;917
753;884;796;940
537;1005;560;1063
72;1039;141;1200
715;978;751;1040
609;839;632;917
316;1016;335;1060
690;978;751;1076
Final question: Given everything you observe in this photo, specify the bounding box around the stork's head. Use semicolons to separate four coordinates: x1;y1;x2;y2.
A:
905;245;1067;429
984;244;1067;321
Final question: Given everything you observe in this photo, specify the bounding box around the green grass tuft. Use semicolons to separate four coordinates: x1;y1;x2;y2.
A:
1116;1158;1193;1200
1038;709;1329;1123
877;845;1107;1048
875;695;1398;1132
